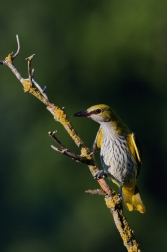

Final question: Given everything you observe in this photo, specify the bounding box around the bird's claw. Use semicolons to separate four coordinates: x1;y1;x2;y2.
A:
118;194;123;201
94;170;107;180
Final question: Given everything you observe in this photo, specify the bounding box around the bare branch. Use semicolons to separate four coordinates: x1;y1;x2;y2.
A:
49;131;94;165
25;54;35;83
49;130;66;149
12;34;20;60
85;189;106;195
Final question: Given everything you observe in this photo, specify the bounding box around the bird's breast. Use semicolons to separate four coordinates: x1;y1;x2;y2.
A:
100;129;137;184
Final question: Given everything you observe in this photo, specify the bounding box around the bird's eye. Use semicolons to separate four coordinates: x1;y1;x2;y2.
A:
95;109;101;114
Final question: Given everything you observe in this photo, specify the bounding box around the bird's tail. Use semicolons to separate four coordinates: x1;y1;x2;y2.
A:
122;182;146;213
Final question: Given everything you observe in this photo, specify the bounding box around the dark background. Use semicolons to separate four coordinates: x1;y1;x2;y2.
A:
0;0;167;251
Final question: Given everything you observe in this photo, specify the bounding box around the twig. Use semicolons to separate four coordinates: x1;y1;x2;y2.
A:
25;54;35;83
12;34;20;60
49;130;67;149
0;35;141;252
49;131;95;165
85;189;106;195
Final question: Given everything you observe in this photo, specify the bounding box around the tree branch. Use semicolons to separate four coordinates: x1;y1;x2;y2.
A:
48;131;94;164
0;35;141;252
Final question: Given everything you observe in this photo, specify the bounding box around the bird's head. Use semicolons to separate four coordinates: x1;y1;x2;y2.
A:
73;104;117;123
73;104;130;135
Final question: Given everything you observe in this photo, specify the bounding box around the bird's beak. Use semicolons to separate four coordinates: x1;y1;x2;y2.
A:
73;110;89;117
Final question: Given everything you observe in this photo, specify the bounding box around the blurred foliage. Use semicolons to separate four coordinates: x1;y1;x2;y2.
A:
0;0;167;251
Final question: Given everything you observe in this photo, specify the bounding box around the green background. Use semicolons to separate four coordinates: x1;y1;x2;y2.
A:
0;0;167;251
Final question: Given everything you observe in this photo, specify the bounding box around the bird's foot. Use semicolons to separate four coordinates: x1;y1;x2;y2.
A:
94;170;107;180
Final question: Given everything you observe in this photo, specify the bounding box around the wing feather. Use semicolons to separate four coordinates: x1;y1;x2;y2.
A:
131;133;142;178
93;127;103;151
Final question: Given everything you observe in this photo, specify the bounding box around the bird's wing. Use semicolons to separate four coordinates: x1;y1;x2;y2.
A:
131;133;142;163
92;127;103;151
131;133;142;178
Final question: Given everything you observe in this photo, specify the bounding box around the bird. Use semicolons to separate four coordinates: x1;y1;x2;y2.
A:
73;104;145;213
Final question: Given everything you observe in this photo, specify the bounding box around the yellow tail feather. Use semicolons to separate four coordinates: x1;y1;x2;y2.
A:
122;183;146;213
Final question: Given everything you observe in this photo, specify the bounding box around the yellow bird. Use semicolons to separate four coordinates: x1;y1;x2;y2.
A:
73;104;145;213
